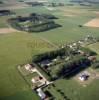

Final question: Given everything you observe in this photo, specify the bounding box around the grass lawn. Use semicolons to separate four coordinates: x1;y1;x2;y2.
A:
88;42;99;55
0;16;9;28
0;32;55;100
44;79;99;100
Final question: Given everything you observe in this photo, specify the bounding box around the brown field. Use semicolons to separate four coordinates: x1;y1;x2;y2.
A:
84;18;99;27
0;28;18;34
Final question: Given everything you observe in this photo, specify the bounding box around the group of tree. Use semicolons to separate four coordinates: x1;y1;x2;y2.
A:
0;10;14;16
32;44;97;79
33;47;80;63
92;60;99;69
8;13;60;32
33;46;96;63
56;55;91;78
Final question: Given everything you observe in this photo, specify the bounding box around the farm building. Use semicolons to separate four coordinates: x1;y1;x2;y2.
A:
40;60;52;67
36;88;46;100
31;76;43;84
79;72;89;81
36;88;53;100
24;64;32;71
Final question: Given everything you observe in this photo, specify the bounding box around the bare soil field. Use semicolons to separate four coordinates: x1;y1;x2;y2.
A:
84;18;99;27
0;28;19;34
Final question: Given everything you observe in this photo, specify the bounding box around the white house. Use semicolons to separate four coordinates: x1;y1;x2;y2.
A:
37;88;46;100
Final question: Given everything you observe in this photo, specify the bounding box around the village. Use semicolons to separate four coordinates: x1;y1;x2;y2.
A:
18;35;99;100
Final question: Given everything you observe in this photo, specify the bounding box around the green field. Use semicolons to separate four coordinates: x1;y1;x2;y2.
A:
44;79;99;100
0;33;55;100
0;1;99;100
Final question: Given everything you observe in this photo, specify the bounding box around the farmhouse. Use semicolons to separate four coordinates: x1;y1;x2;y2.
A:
31;76;43;83
36;88;46;100
88;56;96;61
79;74;88;81
40;60;52;67
79;72;89;81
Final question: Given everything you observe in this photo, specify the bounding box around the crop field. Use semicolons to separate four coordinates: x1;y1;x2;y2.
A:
0;0;99;100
